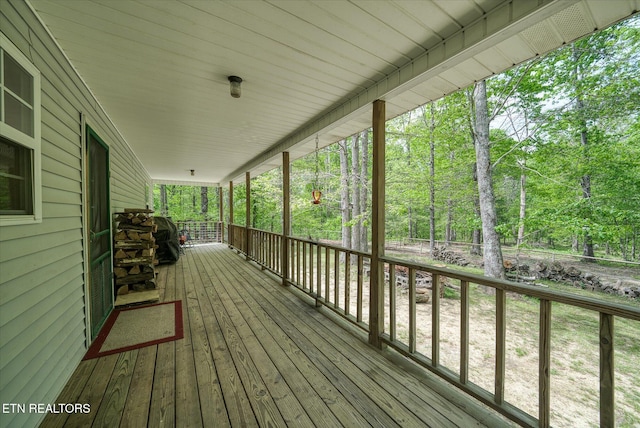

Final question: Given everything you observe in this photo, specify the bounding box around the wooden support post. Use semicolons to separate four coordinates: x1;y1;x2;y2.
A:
245;171;250;260
369;99;385;348
600;313;615;427
282;152;290;286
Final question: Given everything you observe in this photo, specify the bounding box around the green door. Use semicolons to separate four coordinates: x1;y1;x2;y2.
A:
87;126;112;339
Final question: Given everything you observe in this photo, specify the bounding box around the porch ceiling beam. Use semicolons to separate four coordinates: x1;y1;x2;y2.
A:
221;0;574;183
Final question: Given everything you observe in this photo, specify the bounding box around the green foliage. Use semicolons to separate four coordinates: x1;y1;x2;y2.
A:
153;184;219;221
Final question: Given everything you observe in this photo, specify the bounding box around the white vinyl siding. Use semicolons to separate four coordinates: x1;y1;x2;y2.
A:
0;1;151;427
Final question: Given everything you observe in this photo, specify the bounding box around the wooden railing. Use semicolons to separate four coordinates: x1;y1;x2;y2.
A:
227;224;640;427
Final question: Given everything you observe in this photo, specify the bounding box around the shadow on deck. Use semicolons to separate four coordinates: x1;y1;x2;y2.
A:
41;244;511;427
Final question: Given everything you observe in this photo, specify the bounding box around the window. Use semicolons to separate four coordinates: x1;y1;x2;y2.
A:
0;34;41;225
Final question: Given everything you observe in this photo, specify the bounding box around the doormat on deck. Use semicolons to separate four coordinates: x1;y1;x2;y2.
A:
83;300;183;360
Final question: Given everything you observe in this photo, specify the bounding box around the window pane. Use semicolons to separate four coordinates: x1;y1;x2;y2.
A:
0;137;33;214
4;92;34;137
3;52;33;104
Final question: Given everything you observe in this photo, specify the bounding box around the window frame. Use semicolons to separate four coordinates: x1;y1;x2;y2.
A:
0;33;42;226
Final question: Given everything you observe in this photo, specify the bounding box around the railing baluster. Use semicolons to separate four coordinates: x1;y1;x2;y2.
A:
296;240;301;284
460;280;469;384
334;250;340;308
357;256;363;323
316;244;322;304
308;243;314;294
325;247;330;303
344;252;351;316
432;273;440;367
302;241;307;290
389;263;396;341
267;233;271;269
409;267;416;353
495;288;506;405
600;313;615;427
276;235;280;273
290;239;295;281
539;299;551;428
272;234;275;270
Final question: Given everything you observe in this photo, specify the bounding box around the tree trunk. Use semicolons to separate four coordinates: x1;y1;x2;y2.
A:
360;129;369;252
160;184;168;216
201;186;209;219
470;164;482;256
429;103;436;255
517;167;526;246
472;80;504;279
445;151;454;247
338;139;351;253
351;133;361;253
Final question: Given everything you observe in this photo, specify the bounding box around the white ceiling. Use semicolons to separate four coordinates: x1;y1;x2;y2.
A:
28;0;639;186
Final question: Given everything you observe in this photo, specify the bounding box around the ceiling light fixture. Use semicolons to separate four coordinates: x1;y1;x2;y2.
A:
228;76;242;98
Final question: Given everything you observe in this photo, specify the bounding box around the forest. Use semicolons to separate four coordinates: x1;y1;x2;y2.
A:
155;17;640;269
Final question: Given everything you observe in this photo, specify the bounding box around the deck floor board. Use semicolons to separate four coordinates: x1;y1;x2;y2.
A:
41;244;510;428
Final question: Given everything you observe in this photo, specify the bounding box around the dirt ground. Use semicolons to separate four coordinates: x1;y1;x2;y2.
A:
353;245;640;427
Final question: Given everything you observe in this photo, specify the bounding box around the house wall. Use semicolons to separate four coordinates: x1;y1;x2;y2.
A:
0;1;151;426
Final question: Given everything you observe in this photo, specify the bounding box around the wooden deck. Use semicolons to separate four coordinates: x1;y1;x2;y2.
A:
41;244;510;428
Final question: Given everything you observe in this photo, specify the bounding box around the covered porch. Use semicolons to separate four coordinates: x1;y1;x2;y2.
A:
41;243;507;427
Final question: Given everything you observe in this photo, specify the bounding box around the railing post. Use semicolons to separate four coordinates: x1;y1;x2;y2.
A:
282;152;290;286
369;99;385;348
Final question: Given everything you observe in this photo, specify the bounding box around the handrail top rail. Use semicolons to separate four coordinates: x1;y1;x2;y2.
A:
382;254;640;321
243;226;372;259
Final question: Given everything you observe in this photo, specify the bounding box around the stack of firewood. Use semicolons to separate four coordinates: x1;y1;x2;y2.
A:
113;208;158;294
432;246;470;266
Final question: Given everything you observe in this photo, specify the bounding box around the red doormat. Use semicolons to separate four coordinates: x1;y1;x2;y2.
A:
84;300;183;360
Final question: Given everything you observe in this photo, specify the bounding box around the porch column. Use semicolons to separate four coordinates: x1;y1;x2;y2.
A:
369;99;386;348
245;171;251;260
229;181;233;248
282;152;291;286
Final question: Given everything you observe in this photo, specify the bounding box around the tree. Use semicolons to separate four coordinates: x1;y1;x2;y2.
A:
471;80;505;279
201;186;209;219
